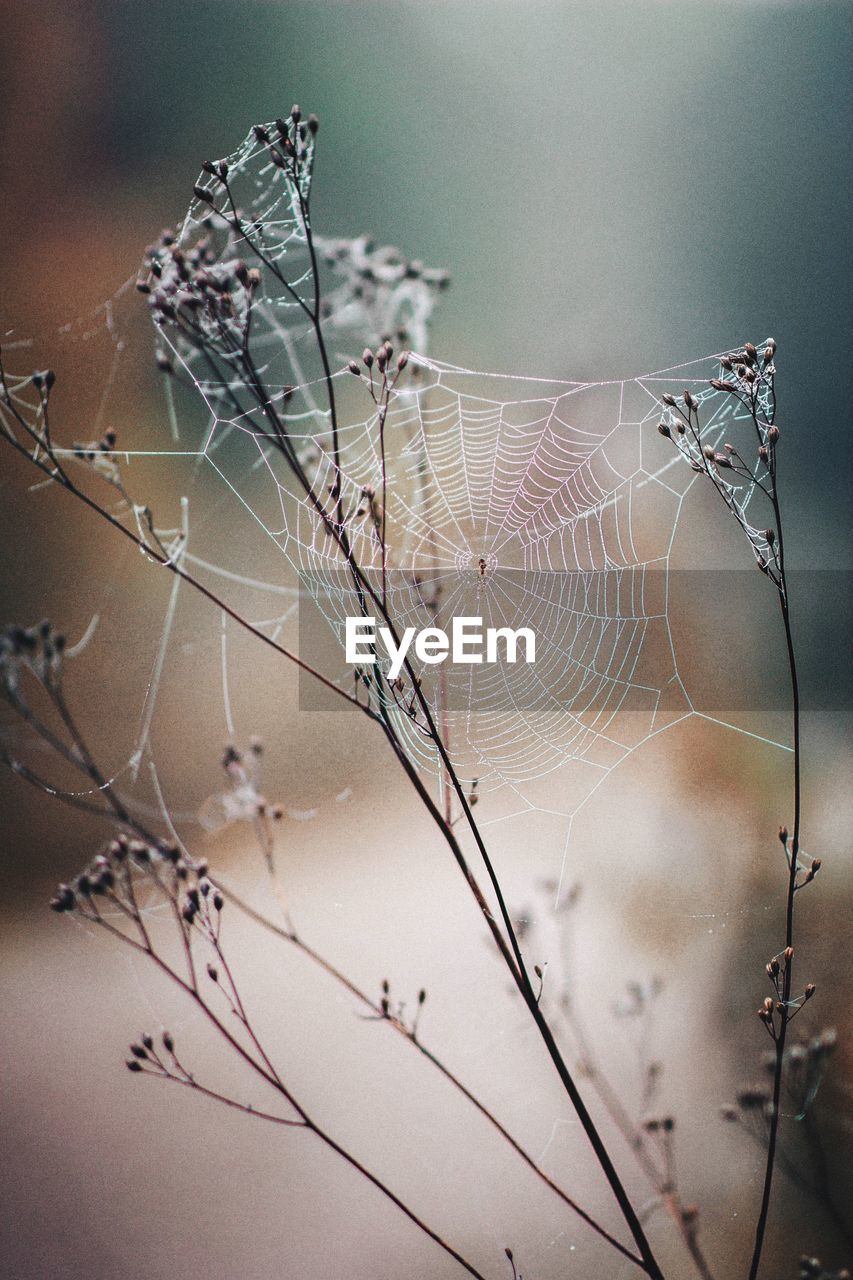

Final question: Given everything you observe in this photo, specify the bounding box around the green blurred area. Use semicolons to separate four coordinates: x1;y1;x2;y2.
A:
2;0;851;558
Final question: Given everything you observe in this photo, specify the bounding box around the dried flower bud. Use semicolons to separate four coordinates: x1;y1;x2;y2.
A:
804;983;816;1000
744;342;758;364
126;1060;143;1072
779;825;788;844
50;885;76;913
347;360;361;376
307;114;319;136
193;185;214;205
207;964;219;982
661;393;677;407
657;422;671;438
397;351;409;372
768;425;780;443
163;1031;175;1053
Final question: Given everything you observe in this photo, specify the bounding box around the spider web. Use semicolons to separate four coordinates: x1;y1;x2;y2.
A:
0;117;788;877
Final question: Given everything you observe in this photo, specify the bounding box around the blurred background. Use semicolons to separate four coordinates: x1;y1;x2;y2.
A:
1;2;851;1278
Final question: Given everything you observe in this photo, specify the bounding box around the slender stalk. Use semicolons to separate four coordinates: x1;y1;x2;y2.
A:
746;513;801;1280
215;875;644;1268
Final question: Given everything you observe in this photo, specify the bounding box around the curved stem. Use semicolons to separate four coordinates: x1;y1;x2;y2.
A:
747;432;801;1280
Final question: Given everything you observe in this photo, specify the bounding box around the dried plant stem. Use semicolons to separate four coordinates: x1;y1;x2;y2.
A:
564;1009;715;1280
2;334;665;1278
2;632;642;1269
0;124;667;1274
747;513;801;1280
93;896;489;1280
216;875;644;1268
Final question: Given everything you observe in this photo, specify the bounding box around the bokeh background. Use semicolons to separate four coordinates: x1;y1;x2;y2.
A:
1;2;851;1278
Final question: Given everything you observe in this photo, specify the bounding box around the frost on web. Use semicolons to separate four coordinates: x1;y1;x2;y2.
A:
0;114;785;855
